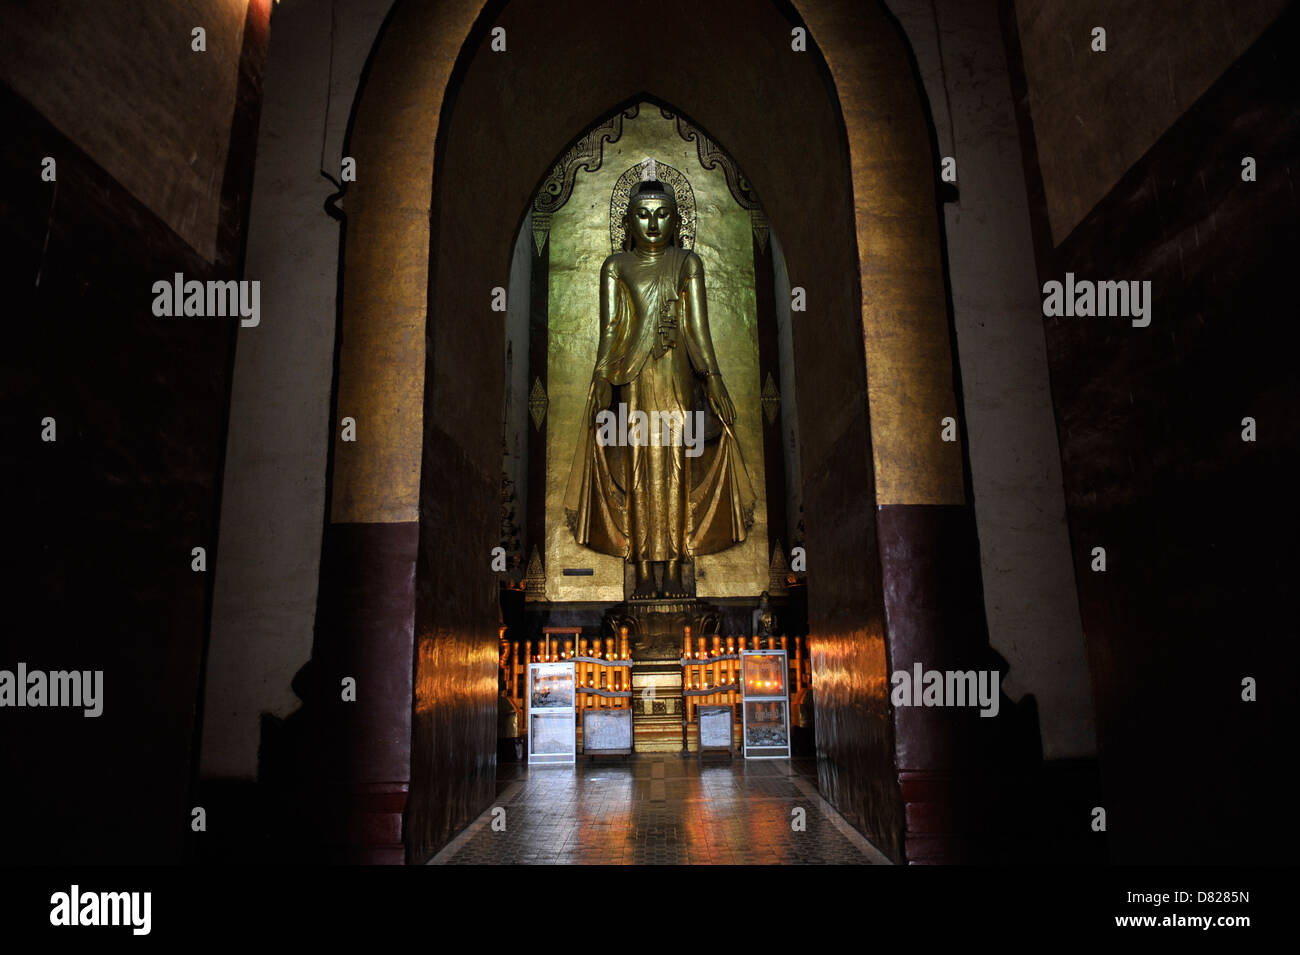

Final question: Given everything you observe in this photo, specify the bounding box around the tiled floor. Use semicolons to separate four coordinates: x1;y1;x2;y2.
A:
431;755;888;865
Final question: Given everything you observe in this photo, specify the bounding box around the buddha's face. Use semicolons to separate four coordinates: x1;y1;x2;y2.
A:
625;197;677;250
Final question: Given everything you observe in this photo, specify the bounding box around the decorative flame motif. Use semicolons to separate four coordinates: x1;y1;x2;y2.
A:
528;377;548;430
761;371;781;425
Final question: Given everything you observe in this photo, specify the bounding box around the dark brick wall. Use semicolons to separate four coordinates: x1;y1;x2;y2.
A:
1008;5;1300;862
0;5;267;863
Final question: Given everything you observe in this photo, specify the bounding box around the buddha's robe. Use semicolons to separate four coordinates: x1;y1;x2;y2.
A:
564;245;755;562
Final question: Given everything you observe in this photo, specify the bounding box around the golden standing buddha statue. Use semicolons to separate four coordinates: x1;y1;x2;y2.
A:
565;177;755;599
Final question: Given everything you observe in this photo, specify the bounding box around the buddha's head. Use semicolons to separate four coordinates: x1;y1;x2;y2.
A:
623;179;678;251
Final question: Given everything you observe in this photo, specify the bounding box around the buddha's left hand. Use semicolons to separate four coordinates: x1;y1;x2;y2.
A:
707;374;735;426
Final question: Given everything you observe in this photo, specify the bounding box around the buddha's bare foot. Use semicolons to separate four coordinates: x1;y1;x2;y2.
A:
663;560;687;598
632;561;656;599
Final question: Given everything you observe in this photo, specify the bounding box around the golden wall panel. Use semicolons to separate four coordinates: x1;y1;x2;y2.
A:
543;106;768;601
801;3;968;506
328;0;485;526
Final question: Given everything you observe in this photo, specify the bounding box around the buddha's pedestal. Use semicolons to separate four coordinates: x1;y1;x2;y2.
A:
604;598;721;753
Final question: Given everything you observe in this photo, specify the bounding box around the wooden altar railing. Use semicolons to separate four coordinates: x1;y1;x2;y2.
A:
500;628;633;724
499;626;811;748
679;632;810;725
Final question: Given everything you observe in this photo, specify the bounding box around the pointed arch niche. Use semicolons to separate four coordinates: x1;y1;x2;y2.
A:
512;101;780;606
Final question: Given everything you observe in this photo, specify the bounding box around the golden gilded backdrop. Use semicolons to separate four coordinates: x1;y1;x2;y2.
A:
794;3;967;507
544;105;768;601
326;0;483;527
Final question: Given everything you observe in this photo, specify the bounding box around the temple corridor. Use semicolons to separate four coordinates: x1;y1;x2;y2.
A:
429;756;890;865
3;0;1292;878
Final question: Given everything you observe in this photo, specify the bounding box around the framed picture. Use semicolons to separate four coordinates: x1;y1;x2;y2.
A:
527;661;576;763
741;651;790;759
698;704;734;753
